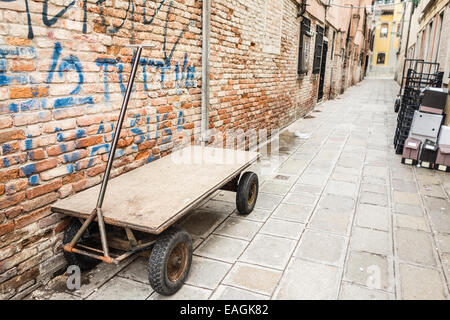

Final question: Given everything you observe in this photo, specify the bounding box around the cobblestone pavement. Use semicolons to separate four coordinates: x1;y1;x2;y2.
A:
29;79;450;300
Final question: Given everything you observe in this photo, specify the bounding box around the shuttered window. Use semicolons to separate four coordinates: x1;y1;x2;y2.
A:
297;18;311;74
312;25;324;74
298;18;311;75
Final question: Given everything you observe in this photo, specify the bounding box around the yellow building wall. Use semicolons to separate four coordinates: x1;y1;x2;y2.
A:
372;14;395;66
372;0;404;67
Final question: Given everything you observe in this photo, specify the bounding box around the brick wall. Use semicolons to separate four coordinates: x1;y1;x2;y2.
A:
0;0;367;299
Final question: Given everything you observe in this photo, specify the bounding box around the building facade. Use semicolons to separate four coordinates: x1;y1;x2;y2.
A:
369;0;404;76
0;0;373;299
396;0;450;87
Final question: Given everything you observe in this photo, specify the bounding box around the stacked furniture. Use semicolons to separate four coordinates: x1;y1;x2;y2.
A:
400;87;449;170
394;61;442;155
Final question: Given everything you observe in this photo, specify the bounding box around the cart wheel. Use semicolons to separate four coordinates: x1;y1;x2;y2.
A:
395;143;404;155
62;219;100;271
236;172;259;215
148;227;193;296
394;98;401;113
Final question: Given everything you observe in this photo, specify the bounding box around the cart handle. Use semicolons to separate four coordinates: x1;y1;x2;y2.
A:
65;44;153;260
96;46;145;209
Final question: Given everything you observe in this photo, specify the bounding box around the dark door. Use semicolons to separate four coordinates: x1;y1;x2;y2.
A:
318;41;328;101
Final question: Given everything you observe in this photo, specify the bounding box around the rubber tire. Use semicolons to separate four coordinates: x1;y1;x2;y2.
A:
148;228;193;296
236;172;259;215
62;219;100;271
395;143;404;155
394;98;401;113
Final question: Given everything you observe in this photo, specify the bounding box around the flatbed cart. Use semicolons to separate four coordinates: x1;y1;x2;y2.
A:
51;45;260;296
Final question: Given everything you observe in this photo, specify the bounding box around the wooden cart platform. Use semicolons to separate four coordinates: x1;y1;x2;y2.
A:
52;146;259;235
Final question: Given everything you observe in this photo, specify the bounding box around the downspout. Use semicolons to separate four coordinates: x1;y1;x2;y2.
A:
404;1;413;60
201;0;211;146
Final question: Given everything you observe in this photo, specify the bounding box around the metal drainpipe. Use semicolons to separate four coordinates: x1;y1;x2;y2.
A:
201;0;211;147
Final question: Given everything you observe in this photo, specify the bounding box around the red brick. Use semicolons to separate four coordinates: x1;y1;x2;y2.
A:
21;192;57;213
15;206;52;229
72;179;87;193
28;149;46;161
19;159;56;178
4;206;23;219
0;192;26;210
46;142;76;156
76;115;104;127
54;218;71;234
86;164;106;177
9;87;48;99
10;60;35;72
117;137;134;148
5;179;27;195
157;106;173;113
75;136;103;148
0;115;13;129
2;141;20;155
0;220;14;236
0;154;27;170
135;150;151;161
62;171;85;185
26;180;62;200
138;140;156;151
0;129;25;144
0;267;39;293
6;37;31;46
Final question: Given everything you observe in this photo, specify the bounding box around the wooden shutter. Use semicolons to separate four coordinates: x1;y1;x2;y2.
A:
312;25;324;74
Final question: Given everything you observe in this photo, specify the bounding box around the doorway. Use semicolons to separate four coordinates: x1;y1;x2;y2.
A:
318;41;328;101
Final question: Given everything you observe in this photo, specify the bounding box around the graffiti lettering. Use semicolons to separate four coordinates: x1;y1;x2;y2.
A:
42;0;75;27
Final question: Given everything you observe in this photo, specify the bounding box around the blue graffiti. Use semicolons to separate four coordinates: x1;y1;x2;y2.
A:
20;163;36;176
58;55;83;94
90;143;110;156
63;151;84;163
143;0;167;25
43;0;75;27
0;45;36;58
0;74;28;86
46;42;93;108
29;175;39;185
95;58;117;102
24;139;33;151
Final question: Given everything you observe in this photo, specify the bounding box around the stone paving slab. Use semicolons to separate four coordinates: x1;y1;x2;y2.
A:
28;79;450;300
222;262;282;296
273;258;341;300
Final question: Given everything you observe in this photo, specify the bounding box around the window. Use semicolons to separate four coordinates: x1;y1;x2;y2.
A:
380;24;389;38
433;12;444;63
312;25;324;74
330;31;336;59
377;52;386;64
298;18;311;75
424;22;433;60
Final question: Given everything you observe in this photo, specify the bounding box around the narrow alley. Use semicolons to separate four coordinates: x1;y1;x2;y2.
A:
29;79;450;300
